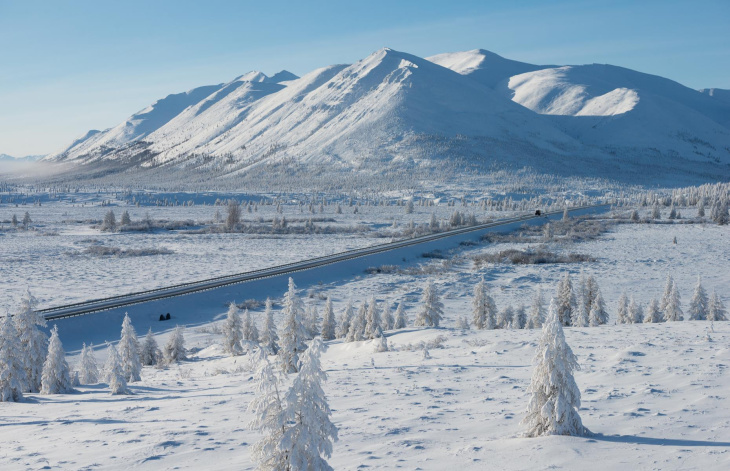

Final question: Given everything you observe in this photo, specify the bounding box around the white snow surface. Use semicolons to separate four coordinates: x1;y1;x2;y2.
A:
1;199;729;469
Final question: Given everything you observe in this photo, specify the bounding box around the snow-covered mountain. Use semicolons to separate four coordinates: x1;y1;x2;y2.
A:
0;153;45;162
45;48;730;185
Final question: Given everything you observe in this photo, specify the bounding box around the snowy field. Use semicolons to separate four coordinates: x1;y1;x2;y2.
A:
0;191;532;310
1;323;728;470
1;197;728;470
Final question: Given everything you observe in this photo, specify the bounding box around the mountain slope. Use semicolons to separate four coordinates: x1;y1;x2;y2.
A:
427;49;548;89
44;48;730;185
141;48;578;170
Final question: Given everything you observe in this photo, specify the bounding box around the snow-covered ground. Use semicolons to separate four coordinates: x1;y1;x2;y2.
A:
2;323;728;470
1;197;728;469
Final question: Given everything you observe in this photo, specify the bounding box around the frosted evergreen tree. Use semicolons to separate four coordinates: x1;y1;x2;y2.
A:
336;300;354;339
260;298;279;354
364;296;381;339
556;273;577;326
373;327;389;352
628;297;644;324
473;278;497;329
242;309;260;343
660;275;675;314
321;297;336;341
707;291;727;321
104;342;129;395
664;283;684;322
40;325;73;395
527;287;546;329
102;209;116;231
514;306;527;329
304;305;320;340
381;301;394;331
688;275;709;320
0;314;27;402
616;293;630;324
456;315;471;330
163;326;187;364
222;302;244;356
14;288;48;392
643;299;663;323
346;303;367;342
79;343;100;384
282;338;338;470
651;204;661;219
249;353;287;470
140;329;161;366
393;303;408;329
118;313;142;382
588;292;609;326
582;276;600;322
522;299;585;437
279;278;308;373
498;306;514;329
414;280;444;327
120;210;131;226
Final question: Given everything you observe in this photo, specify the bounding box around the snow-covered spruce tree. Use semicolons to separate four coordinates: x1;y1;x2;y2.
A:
14;288;48;392
588;292;609;326
222;302;244;356
248;353;288;470
104;342;130;395
346;303;367;342
118;313;142;382
616;293;630;324
527;287;546;329
660;274;675;314
102;209;116;232
515;306;528;329
522;298;586;437
261;298;280;354
336;300;354;339
393;303;408;329
456;315;471;330
282;338;338;470
498;306;514;329
664;283;684;322
688;275;709;321
40;325;73;395
414;280;444;327
581;276;599;322
374;327;389;352
120;210;131;226
163;326;187;364
555;273;577;326
628;297;644;324
708;291;727;321
243;309;260;344
571;297;589;327
473;277;497;330
304;305;320;340
141;329;161;366
0;314;28;402
279;278;308;373
321;297;336;341
643;299;663;323
364;296;381;339
79;343;100;383
381;301;394;331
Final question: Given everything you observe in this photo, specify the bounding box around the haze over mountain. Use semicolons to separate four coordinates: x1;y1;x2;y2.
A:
44;48;730;186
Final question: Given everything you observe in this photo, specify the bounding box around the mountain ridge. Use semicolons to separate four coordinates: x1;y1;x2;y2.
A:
43;47;730;185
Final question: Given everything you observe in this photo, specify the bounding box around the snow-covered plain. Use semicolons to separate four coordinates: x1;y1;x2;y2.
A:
1;193;728;470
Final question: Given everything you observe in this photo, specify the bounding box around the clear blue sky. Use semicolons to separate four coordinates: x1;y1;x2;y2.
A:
1;0;728;156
